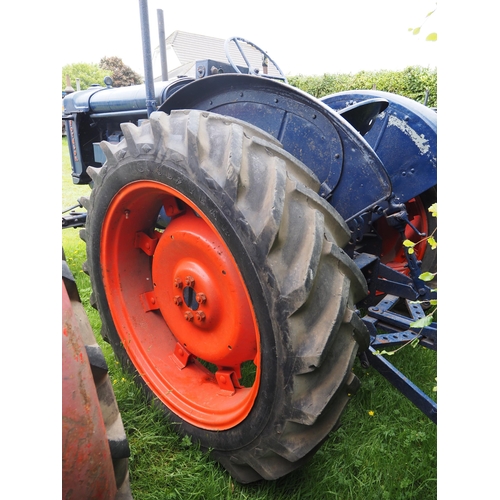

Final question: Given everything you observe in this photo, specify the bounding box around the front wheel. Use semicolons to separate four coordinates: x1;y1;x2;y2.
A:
81;109;369;483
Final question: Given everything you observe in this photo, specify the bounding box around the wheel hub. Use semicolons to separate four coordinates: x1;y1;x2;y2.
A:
152;209;257;367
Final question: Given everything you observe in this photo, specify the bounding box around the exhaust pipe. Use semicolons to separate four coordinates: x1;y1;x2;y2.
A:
138;0;157;117
157;9;168;81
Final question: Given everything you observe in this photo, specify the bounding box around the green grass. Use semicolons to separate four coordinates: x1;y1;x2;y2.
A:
62;137;437;499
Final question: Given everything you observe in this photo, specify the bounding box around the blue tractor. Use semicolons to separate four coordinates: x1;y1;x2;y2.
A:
62;15;436;484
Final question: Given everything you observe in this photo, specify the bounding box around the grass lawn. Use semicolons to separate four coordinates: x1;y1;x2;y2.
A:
62;137;437;500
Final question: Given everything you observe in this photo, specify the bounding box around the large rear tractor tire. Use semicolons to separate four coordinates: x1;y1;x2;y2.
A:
80;109;370;483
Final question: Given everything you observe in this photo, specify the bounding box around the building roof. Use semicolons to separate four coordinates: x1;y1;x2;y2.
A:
152;31;283;81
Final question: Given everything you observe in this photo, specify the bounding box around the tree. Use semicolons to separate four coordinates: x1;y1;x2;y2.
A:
99;56;143;87
62;62;109;91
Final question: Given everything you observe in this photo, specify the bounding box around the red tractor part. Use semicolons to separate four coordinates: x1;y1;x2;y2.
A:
62;261;132;499
375;194;435;275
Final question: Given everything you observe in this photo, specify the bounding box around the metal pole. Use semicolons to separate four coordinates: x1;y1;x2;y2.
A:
157;9;168;81
139;0;157;117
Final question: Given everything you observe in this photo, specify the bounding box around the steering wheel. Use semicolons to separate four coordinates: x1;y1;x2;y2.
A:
224;37;288;83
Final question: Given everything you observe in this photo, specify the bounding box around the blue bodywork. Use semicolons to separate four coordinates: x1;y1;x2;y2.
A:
322;90;437;206
62;78;193;183
63;72;436;226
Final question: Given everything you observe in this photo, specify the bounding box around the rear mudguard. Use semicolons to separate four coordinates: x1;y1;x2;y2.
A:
321;90;437;204
160;73;392;222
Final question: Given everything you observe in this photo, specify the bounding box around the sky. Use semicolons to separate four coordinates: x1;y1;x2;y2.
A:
59;0;439;77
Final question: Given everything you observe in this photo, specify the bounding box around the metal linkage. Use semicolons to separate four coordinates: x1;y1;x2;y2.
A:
363;346;437;424
62;212;87;229
359;293;437;423
365;294;436;350
355;250;437;422
62;204;87;229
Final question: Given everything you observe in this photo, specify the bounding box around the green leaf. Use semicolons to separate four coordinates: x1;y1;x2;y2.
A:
428;203;437;217
412;27;421;35
403;239;415;254
410;315;433;328
426;32;438;41
429;299;438;306
419;271;436;282
428;236;437;249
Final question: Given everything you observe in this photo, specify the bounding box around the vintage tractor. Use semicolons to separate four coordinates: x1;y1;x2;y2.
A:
62;3;436;485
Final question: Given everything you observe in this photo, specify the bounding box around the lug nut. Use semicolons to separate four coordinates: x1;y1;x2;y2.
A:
196;311;206;322
174;277;183;289
196;293;206;304
173;296;182;306
185;275;195;287
184;311;194;321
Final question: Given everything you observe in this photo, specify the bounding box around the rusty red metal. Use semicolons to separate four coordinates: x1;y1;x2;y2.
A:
62;280;117;499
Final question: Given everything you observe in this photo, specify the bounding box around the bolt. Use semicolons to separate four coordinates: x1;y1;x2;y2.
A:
196;293;207;304
173;296;182;306
185;276;195;287
184;311;194;321
174;278;183;289
196;311;206;322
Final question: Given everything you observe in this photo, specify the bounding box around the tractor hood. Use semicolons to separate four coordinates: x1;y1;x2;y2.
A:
63;78;194;116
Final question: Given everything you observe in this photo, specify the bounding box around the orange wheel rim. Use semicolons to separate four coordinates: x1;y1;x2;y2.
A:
375;196;430;275
101;180;261;430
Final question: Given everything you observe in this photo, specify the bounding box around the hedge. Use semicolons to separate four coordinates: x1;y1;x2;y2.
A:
288;66;437;108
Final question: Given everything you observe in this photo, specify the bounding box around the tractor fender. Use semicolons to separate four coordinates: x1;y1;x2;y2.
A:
160;73;392;222
322;90;437;205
